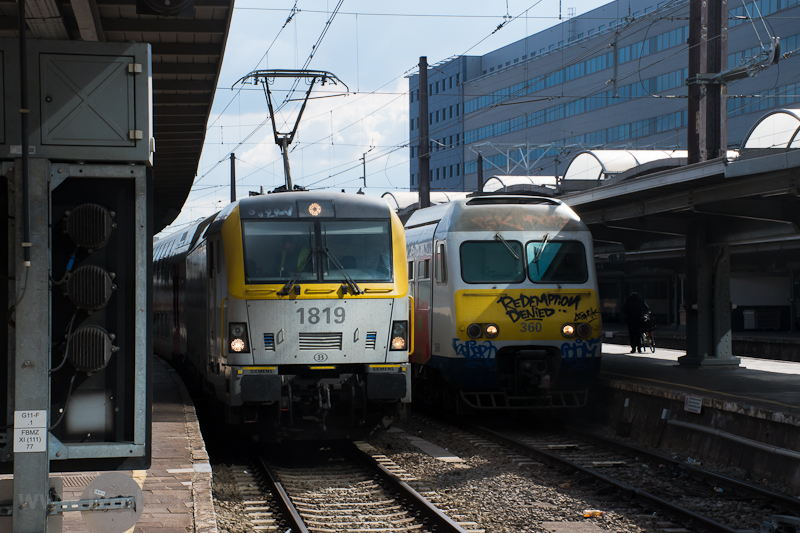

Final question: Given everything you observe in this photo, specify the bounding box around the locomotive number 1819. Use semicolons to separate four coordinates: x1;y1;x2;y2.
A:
296;307;346;324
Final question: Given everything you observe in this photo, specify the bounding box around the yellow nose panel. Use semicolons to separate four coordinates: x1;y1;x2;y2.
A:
454;289;601;342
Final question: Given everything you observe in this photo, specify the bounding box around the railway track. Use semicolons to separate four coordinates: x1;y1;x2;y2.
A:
226;441;481;533
459;421;798;533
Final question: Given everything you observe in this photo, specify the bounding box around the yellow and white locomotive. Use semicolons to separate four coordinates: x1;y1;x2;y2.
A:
154;191;411;440
405;193;600;410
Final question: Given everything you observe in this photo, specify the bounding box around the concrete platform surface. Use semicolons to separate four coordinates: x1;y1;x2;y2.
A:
57;356;217;533
600;343;800;416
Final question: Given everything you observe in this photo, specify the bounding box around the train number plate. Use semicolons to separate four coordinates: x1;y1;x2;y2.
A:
296;307;346;324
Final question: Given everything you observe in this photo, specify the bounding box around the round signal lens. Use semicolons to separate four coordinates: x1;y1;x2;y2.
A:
391;336;406;350
231;338;246;352
231;324;245;337
576;322;592;338
561;324;575;337
467;323;482;339
393;323;406;336
308;202;322;216
485;324;499;338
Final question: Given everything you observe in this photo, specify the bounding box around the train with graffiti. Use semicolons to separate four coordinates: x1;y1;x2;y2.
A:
153;191;412;441
404;193;600;410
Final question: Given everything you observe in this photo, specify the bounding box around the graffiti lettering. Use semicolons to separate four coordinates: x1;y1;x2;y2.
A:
574;308;600;322
497;293;582;323
560;337;601;360
452;338;497;362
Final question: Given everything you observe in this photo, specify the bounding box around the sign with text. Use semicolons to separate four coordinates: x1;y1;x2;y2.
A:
14;410;47;453
684;395;703;414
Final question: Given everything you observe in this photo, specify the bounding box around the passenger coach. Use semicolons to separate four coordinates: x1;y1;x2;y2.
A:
154;191;412;440
405;193;601;410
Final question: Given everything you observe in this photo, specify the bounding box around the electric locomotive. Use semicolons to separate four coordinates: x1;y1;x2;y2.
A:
154;191;412;440
405;193;600;410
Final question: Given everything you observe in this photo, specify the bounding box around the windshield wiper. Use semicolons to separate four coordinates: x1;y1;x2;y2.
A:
533;233;550;263
494;233;520;260
279;248;316;296
322;247;363;295
532;233;550;277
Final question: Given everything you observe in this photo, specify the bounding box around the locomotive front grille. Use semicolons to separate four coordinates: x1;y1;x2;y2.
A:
263;333;275;351
299;332;343;350
365;332;377;350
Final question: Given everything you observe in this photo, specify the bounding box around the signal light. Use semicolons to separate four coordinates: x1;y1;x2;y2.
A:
561;324;575;337
485;324;499;338
576;322;592;338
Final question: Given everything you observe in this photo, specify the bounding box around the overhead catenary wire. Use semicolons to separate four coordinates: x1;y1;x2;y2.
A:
169;0;792;236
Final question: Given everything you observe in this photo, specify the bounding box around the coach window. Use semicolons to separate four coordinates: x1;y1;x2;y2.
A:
435;243;447;284
419;259;430;280
460;240;524;283
526;240;588;283
417;259;431;308
408;261;414;298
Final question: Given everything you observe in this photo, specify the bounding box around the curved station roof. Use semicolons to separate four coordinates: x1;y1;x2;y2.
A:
741;108;800;150
0;0;236;232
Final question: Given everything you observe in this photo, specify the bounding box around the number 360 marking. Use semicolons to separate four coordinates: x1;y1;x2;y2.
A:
297;307;345;324
520;321;542;332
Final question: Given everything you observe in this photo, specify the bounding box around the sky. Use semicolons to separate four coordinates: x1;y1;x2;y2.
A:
160;0;611;237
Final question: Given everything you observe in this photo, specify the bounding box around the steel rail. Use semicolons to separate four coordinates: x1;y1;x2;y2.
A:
562;425;800;513
349;442;470;533
467;424;740;533
256;455;310;533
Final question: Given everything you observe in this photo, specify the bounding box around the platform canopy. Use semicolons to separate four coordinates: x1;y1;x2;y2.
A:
562;150;689;182
483;175;557;193
0;0;236;232
741;108;800;149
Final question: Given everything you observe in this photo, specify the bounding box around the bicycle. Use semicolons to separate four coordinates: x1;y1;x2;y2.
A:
640;330;656;352
640;312;657;353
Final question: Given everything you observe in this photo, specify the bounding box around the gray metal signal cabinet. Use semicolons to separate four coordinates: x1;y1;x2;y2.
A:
0;39;154;532
0;38;153;164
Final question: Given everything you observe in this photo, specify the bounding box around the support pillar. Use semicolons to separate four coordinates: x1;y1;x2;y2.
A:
679;223;739;366
12;157;51;531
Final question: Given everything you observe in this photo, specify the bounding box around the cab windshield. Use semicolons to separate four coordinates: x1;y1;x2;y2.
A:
242;220;316;283
526;240;587;283
241;219;392;283
460;241;525;283
322;221;392;282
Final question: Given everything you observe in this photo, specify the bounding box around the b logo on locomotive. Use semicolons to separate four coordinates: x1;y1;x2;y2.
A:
313;353;329;362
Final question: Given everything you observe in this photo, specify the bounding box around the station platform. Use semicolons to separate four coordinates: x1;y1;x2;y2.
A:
602;323;800;362
592;343;800;490
57;356;217;533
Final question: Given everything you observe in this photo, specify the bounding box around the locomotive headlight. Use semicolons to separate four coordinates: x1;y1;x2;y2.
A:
390;320;408;351
485;324;499;338
467;323;482;339
576;322;592;338
561;324;575;337
228;322;251;353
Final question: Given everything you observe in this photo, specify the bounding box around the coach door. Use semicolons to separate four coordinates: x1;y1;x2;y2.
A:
413;258;432;364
